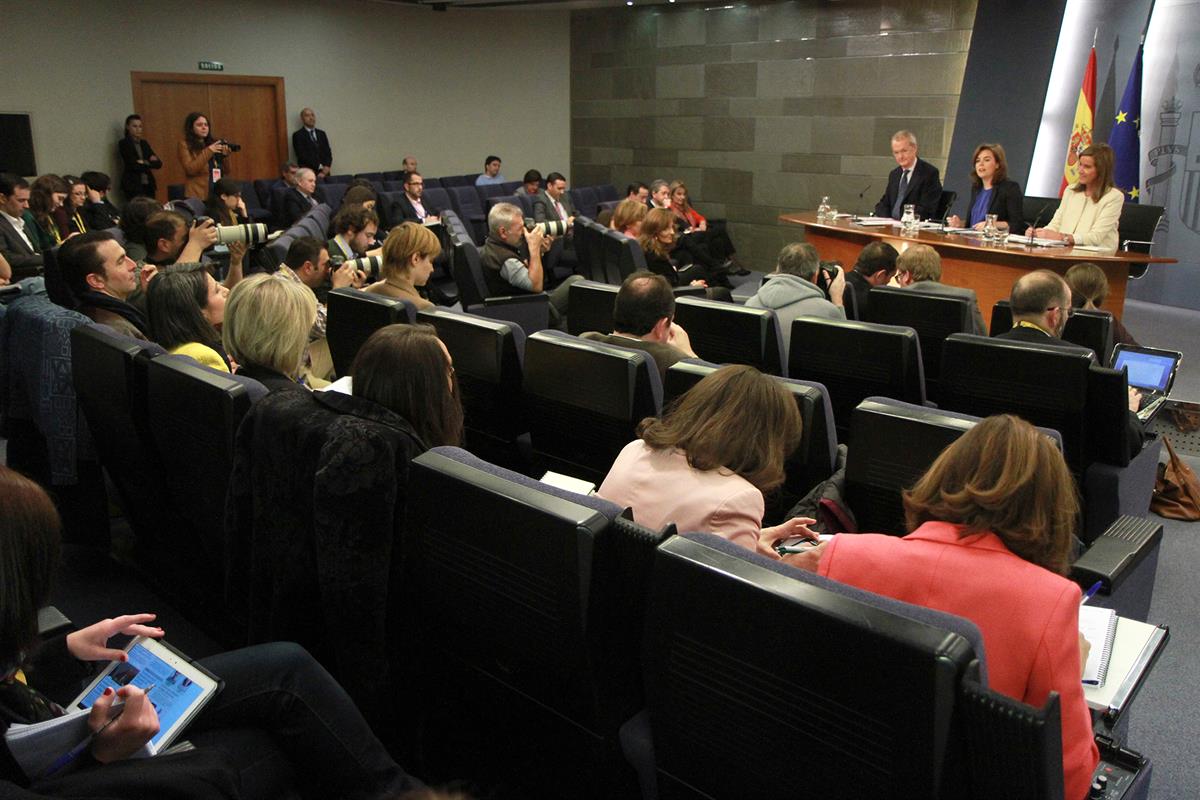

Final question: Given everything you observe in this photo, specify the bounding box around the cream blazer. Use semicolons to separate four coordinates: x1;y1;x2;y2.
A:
1046;186;1124;251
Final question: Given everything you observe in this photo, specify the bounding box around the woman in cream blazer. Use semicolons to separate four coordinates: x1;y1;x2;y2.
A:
1032;142;1124;251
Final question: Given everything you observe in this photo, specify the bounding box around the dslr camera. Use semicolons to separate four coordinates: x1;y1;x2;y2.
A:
814;260;842;299
217;139;242;153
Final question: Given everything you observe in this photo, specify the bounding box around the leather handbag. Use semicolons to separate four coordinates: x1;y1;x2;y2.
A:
1150;436;1200;521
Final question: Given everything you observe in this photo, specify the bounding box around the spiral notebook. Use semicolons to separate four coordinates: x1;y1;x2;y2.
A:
1079;606;1120;686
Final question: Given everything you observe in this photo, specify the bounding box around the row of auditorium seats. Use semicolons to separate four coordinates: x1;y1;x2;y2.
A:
2;282;1159;798
400;404;1156;797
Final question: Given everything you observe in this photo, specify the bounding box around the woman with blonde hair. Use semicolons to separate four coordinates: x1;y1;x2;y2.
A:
610;198;648;237
1032;142;1124;250
805;415;1098;800
223;273;318;391
599;364;815;557
364;222;441;309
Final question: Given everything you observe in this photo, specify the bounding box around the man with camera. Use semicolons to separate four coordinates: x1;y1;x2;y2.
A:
141;210;245;290
746;242;845;356
292;108;333;179
479;202;579;325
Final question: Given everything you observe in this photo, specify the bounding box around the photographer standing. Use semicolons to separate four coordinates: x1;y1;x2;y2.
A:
178;112;232;199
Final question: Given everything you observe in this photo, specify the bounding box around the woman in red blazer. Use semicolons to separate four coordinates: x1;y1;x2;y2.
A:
798;415;1099;800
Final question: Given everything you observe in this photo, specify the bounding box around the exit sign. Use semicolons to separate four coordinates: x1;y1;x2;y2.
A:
198;61;224;72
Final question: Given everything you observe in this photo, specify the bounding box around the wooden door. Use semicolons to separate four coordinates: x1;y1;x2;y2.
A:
131;72;287;202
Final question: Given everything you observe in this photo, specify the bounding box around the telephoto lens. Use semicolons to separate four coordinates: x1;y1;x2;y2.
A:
344;255;382;274
523;218;568;237
215;223;269;245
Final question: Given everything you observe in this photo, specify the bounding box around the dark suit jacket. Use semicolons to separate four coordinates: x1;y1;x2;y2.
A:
392;194;440;224
532;190;576;225
843;269;874;320
0;212;43;277
83;198;121;231
118;136;162;197
875;158;942;220
281;186;327;228
964;178;1023;231
292;127;333;172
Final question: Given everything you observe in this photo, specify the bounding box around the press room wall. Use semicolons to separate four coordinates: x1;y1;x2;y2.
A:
0;0;570;187
569;0;979;269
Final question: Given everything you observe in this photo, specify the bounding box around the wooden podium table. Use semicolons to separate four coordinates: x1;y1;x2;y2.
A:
779;212;1175;320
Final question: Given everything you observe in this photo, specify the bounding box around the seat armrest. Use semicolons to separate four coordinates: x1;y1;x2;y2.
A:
37;606;73;638
1070;515;1162;595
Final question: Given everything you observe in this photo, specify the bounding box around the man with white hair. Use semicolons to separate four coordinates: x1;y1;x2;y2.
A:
874;129;942;220
281;167;327;227
479;202;580;325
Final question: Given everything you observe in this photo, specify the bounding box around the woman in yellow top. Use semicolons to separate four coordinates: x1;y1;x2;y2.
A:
363;222;440;310
146;263;231;371
1030;142;1125;251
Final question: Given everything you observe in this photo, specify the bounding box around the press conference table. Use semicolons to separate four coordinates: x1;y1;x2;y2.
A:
780;212;1175;320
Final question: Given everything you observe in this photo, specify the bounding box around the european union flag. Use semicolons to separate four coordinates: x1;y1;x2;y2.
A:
1109;45;1143;202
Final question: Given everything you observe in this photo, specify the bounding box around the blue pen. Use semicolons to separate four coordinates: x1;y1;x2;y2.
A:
42;684;156;778
1080;581;1103;605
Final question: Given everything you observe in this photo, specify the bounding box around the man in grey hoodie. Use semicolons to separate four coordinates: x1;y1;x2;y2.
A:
746;242;845;358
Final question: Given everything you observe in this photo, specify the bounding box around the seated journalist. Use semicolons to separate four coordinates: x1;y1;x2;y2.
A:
790;415;1100;800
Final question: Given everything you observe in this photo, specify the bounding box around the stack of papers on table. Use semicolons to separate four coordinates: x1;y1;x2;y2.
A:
1006;233;1068;247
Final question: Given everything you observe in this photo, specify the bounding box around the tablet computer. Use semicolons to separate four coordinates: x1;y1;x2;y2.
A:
70;637;222;754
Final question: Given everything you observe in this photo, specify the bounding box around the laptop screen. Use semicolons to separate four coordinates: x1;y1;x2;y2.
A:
1113;349;1178;392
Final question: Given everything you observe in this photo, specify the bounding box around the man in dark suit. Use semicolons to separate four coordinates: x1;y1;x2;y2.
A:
533;171;578;277
0;173;42;279
874;130;942;220
292;108;333;179
532;172;577;228
281;168;327;228
392;172;441;224
842;240;898;320
997;269;1144;455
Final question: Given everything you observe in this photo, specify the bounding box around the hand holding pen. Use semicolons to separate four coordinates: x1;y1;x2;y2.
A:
87;683;160;764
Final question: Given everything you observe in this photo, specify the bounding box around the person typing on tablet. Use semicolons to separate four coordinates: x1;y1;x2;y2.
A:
0;465;423;798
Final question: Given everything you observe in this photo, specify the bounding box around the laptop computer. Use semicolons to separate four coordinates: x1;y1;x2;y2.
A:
1112;344;1183;423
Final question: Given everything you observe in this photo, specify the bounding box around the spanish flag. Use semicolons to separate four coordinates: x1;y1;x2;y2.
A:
1060;46;1097;195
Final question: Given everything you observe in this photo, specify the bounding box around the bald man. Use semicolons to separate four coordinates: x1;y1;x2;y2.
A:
292;107;332;178
997;269;1144;454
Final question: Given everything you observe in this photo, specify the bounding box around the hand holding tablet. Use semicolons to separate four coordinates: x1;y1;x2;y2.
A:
73;637;222;755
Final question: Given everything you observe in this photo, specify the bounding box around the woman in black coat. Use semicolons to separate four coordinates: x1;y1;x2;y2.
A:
118;114;162;199
0;465;422;798
947;142;1023;232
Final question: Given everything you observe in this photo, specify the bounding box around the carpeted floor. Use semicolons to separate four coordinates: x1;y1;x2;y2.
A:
1115;298;1200;798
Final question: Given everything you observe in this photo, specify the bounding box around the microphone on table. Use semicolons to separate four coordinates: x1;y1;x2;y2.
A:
853;183;872;222
1027;203;1052;246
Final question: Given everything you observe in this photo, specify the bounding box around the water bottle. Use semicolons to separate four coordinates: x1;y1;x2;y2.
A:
901;204;917;235
817;196;830;222
983;213;999;245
